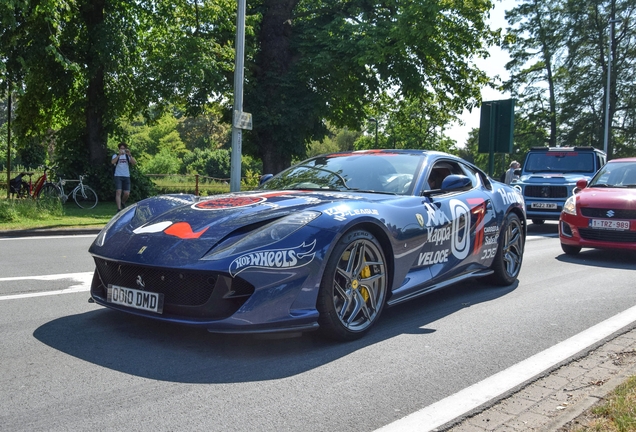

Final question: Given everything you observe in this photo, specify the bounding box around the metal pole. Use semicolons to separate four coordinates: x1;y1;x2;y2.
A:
603;19;620;158
369;118;378;148
6;84;11;199
230;0;246;192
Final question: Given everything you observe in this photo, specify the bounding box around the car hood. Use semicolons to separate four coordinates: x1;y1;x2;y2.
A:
90;190;385;266
517;173;593;184
577;187;636;210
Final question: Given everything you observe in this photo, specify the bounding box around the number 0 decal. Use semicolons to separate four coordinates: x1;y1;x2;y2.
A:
450;199;470;260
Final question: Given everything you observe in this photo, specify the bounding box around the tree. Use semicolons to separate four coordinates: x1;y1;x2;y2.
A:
6;0;237;187
503;0;636;158
503;0;564;147
244;0;497;173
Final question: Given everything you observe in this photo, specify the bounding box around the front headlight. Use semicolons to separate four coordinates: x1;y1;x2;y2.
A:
202;210;320;260
94;205;137;246
562;195;577;216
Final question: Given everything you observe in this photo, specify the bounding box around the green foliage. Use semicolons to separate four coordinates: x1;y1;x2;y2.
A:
245;0;497;172
142;148;181;175
503;0;636;158
241;169;261;190
307;125;360;157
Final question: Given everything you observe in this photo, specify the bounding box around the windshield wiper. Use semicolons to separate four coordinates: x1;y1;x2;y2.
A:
350;189;398;195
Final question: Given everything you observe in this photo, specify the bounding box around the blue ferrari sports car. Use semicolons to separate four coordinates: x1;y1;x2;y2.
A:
89;150;526;340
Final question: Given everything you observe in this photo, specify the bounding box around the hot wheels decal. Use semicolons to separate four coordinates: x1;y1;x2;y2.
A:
498;188;523;205
229;240;317;277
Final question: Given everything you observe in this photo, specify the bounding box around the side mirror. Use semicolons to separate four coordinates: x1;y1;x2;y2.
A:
440;174;472;192
259;174;274;185
573;178;588;194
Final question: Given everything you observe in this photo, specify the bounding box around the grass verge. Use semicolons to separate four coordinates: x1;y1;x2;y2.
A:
0;197;116;231
568;375;636;431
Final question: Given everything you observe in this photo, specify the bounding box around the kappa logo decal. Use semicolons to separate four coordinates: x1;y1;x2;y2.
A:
229;241;316;277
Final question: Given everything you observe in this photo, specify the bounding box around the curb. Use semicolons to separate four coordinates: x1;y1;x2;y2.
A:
0;227;103;237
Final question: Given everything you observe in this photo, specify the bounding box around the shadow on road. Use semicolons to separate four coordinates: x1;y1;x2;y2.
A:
556;248;636;270
33;280;517;384
526;221;559;237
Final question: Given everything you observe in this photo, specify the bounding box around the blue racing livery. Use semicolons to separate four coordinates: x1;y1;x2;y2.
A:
89;150;527;341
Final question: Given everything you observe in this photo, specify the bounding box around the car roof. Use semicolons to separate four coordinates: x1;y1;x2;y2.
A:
607;157;636;163
527;146;605;154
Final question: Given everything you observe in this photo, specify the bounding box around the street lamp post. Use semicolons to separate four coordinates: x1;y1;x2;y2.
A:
603;18;621;158
369;118;378;148
230;0;247;192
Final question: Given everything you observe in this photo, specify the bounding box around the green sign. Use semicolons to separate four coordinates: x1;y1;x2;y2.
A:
478;99;515;154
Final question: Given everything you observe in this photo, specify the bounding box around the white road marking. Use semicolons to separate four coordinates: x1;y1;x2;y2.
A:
375;305;636;432
0;272;93;301
0;234;97;241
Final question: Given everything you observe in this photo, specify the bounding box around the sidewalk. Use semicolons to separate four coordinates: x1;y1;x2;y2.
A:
444;326;636;431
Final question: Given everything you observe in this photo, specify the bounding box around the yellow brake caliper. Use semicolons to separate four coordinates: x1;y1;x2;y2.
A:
359;265;371;302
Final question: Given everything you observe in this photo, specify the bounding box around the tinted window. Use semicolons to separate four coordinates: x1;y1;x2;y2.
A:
260;153;423;195
524;152;595;173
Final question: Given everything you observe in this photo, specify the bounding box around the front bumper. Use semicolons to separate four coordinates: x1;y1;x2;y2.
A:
89;258;320;334
559;213;636;251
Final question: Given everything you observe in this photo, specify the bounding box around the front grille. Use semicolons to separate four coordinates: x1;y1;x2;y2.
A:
580;208;636;219
94;258;215;306
524;185;568;198
92;258;256;320
579;228;636;243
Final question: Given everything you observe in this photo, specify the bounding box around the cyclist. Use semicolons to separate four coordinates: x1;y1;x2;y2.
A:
111;142;136;212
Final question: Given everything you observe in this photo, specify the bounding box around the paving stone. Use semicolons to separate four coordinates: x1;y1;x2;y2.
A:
529;396;565;417
496;397;537;416
466;410;515;431
553;365;588;380
501;410;551;430
535;374;570;391
515;384;556;402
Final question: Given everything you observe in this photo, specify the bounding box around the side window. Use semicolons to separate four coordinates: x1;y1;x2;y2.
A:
426;160;475;190
457;164;478;185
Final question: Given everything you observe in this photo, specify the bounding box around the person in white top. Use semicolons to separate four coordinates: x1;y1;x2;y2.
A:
111;142;137;211
504;160;520;184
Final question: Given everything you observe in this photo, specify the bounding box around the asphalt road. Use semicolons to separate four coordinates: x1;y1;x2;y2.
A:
1;224;635;432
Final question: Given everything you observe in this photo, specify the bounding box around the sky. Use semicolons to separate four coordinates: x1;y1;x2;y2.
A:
446;0;518;147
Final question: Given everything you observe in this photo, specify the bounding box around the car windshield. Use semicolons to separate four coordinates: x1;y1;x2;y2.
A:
260;153;423;195
524;152;595;173
589;161;636;188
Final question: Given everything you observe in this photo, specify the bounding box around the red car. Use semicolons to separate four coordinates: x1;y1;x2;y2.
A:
559;157;636;255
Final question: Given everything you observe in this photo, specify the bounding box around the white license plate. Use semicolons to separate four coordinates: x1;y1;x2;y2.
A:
107;285;164;313
589;219;631;230
531;202;558;209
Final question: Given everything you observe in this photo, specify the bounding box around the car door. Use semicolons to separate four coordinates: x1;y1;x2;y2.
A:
416;160;496;282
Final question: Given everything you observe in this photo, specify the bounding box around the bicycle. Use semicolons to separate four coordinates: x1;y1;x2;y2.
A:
10;165;60;200
53;174;99;209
